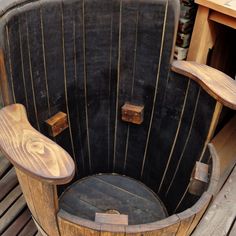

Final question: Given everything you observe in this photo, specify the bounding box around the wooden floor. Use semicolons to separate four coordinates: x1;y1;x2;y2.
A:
0;152;38;236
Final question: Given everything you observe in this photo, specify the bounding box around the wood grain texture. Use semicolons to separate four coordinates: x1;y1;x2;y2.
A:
196;0;236;18
192;166;236;236
58;211;100;236
211;115;236;192
18;218;38;236
209;11;236;29
2;208;31;236
0;168;18;201
59;174;167;225
0;151;11;178
0;49;12;105
187;5;217;63
0;185;22;217
16;168;60;236
0;194;26;234
172;60;236;110
0;104;75;184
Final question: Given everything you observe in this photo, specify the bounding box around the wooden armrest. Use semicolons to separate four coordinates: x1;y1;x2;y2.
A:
0;104;75;184
171;60;236;110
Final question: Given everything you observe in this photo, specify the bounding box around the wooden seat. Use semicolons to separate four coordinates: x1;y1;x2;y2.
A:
59;174;167;225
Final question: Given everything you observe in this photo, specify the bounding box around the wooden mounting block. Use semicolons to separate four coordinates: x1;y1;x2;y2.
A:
45;112;69;137
121;103;144;125
189;162;209;196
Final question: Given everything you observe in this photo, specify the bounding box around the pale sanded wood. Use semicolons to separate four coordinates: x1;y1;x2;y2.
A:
192;166;236;236
18;219;38;236
0;104;75;184
210;11;236;29
172;60;236;110
196;0;236;18
16;168;60;236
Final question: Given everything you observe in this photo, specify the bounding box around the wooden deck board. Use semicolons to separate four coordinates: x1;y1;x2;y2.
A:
0;154;38;235
2;208;31;236
0;167;18;201
0;151;11;178
192;165;236;236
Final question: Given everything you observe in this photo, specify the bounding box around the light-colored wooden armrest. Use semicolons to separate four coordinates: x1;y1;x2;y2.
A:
171;60;236;110
0;104;75;184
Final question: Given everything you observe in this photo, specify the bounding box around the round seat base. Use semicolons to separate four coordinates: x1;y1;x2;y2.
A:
59;174;167;225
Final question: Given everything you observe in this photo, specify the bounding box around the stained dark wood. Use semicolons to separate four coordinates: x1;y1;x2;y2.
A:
59;174;167;225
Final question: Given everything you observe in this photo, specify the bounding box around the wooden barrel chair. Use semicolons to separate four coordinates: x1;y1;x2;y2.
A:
0;0;236;235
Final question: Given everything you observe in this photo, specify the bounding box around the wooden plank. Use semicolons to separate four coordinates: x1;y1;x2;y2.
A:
16;168;60;236
0;168;18;201
210;11;236;29
192;166;236;235
0;104;75;184
125;215;180;236
0;185;22;217
176;209;195;236
2;208;31;236
58;211;100;236
18;219;38;236
187;6;217;63
0;195;26;234
196;0;236;18
211;115;236;192
0;151;11;178
0;49;12;105
186;192;212;235
95;213;128;225
172;60;236;110
229;221;236;236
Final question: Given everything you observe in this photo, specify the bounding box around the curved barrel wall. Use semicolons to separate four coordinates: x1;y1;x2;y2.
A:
0;0;217;224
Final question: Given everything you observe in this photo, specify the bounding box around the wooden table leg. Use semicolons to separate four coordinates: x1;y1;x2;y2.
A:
187;6;217;64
